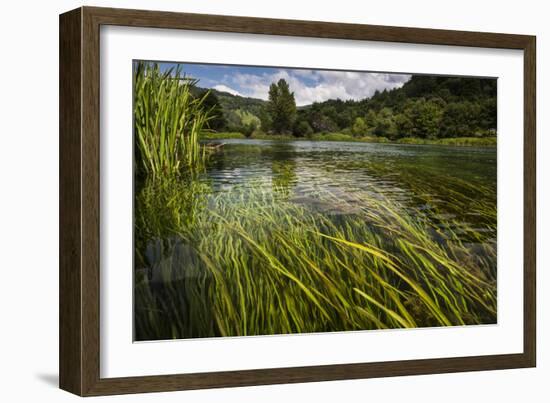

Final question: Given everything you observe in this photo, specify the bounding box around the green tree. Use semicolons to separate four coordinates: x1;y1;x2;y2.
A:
372;108;397;138
258;106;272;133
201;90;227;131
242;121;257;138
440;102;473;137
294;120;313;137
267;79;297;134
225;110;242;132
394;113;414;138
351;117;369;136
310;112;338;133
406;98;444;139
365;110;378;129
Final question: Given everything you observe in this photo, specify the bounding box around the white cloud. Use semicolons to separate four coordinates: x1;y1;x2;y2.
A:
291;69;321;81
212;84;243;97
228;69;411;106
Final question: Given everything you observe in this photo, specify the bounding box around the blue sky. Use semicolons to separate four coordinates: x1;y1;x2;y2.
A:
153;62;411;106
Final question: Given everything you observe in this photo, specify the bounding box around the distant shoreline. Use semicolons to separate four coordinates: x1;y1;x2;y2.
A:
201;132;497;147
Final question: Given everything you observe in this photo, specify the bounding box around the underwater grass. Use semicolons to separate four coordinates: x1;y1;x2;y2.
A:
132;66;496;340
134;176;496;340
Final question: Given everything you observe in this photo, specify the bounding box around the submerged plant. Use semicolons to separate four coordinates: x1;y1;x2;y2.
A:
134;176;496;340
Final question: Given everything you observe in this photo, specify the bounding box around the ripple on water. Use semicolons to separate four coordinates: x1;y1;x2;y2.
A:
204;139;496;239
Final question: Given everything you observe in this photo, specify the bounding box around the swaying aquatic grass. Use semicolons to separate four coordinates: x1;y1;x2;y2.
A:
134;175;496;340
134;62;212;177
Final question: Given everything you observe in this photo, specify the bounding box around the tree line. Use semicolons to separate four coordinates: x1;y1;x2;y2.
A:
201;75;497;139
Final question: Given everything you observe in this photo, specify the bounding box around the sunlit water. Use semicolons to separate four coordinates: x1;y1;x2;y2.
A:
202;139;497;241
134;139;498;340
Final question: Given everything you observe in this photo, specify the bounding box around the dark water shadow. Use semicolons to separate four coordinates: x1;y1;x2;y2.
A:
35;373;58;388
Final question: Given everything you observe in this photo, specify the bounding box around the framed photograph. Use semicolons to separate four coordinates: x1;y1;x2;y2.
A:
59;6;536;396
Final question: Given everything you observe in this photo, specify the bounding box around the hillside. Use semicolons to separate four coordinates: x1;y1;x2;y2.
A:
212;88;267;115
195;87;266;132
199;75;497;139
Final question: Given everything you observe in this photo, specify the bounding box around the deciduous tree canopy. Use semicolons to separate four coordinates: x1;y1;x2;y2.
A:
197;75;497;139
267;79;297;134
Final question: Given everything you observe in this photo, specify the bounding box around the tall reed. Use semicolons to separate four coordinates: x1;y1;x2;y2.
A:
133;61;211;177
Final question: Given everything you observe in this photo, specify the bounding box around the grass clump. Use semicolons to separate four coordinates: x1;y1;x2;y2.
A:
134;62;212;177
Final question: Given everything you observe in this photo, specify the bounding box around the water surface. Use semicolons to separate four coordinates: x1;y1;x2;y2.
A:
203;139;496;241
134;138;498;340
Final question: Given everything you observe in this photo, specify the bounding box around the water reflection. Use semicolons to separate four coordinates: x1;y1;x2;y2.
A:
204;139;496;239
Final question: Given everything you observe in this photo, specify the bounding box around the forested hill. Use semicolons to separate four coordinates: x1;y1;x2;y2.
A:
195;87;267;134
213;88;267;115
198;75;497;139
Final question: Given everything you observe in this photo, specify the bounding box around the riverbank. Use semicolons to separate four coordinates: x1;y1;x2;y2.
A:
201;132;497;147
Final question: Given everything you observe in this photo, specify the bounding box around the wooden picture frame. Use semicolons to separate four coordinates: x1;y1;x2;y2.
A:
59;6;536;396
